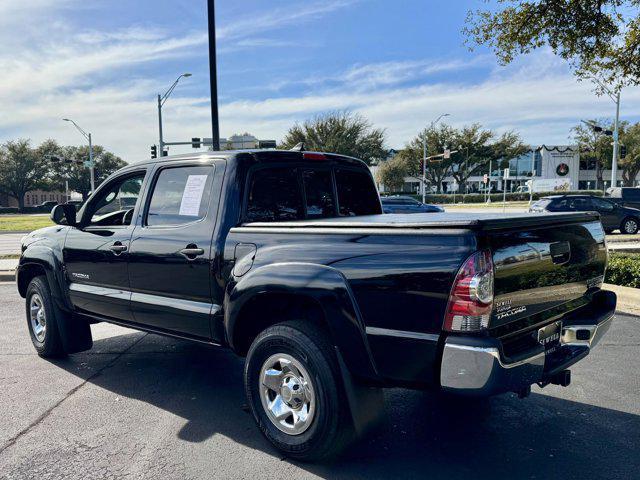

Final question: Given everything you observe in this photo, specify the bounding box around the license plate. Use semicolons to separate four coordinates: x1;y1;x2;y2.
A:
538;321;561;351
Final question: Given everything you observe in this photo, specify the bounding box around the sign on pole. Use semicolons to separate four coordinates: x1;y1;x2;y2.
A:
483;174;488;184
503;168;510;180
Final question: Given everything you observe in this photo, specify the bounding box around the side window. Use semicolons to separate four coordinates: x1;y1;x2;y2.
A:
302;169;336;219
335;169;381;217
246;168;304;222
146;166;215;227
568;198;590;211
90;173;145;227
624;189;640;201
592;198;615;212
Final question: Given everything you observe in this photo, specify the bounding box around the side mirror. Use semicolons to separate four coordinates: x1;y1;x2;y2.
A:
51;204;77;226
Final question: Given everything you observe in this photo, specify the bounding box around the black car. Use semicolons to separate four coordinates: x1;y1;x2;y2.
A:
530;194;640;234
17;150;614;461
380;195;444;213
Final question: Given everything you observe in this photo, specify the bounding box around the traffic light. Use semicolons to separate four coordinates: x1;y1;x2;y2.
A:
620;144;627;159
151;145;157;159
192;137;201;149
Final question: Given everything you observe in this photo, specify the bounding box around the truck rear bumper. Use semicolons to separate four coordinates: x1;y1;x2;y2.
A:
440;291;616;396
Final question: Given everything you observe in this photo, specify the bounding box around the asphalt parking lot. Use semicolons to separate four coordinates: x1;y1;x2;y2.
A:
0;283;639;480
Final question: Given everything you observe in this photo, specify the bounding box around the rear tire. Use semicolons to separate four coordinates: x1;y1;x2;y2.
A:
621;217;639;234
244;320;352;462
26;276;66;357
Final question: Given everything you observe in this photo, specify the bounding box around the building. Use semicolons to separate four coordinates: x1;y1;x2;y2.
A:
205;134;277;151
372;145;634;194
0;190;68;208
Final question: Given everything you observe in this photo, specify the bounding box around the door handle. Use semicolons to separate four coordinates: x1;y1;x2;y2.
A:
180;245;205;260
109;242;127;255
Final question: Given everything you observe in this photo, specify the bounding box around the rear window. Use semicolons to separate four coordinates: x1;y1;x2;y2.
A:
302;169;336;218
335;169;381;216
246;168;304;222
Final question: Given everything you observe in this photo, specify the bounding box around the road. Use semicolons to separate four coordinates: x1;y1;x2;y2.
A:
0;284;638;479
0;234;24;256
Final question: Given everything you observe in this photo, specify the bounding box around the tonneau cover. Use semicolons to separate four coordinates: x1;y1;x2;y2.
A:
242;211;600;231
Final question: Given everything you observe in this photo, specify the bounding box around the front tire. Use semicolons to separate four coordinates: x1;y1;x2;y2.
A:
26;276;66;357
244;321;352;461
621;217;639;234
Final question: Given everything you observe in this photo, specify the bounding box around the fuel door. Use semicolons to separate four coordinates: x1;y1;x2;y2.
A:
233;243;257;277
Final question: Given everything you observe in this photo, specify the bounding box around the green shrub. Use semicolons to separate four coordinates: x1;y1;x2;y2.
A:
0;207;20;214
605;253;640;289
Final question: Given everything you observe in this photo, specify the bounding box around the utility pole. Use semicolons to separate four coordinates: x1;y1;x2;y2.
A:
208;0;221;151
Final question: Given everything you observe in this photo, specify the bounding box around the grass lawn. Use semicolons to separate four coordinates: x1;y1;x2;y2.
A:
0;215;53;232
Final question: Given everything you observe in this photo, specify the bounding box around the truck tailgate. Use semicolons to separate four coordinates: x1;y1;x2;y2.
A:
485;217;607;334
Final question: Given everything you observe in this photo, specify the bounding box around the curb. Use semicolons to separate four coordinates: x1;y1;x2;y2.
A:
603;283;640;316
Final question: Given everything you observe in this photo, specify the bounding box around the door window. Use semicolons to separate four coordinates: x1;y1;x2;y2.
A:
245;168;304;222
89;173;145;227
302;169;336;219
146;166;215;227
591;198;615;212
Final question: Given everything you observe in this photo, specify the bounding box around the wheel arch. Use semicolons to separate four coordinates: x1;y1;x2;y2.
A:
17;246;71;312
225;262;379;380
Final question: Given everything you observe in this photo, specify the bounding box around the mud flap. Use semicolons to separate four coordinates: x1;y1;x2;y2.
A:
57;312;93;354
336;348;384;437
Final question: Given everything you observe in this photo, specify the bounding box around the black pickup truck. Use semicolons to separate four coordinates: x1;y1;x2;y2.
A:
17;149;615;461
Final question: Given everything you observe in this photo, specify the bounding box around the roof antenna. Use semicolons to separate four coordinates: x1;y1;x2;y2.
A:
290;142;305;152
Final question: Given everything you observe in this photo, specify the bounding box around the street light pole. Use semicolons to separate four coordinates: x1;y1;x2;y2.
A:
157;73;192;157
612;91;621;189
422;113;449;203
589;77;622;189
62;118;95;194
88;132;94;193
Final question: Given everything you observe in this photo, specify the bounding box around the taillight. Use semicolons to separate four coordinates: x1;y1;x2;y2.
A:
303;152;326;160
444;250;494;332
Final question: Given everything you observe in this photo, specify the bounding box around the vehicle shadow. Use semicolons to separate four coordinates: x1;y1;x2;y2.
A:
53;331;640;480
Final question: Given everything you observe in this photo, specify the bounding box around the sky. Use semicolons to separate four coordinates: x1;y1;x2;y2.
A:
1;0;639;163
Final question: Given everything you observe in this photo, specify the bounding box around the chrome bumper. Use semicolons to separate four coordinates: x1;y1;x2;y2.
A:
440;313;615;396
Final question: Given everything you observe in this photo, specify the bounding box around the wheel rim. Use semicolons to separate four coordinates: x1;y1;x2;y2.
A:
259;353;316;435
625;219;638;233
29;294;46;343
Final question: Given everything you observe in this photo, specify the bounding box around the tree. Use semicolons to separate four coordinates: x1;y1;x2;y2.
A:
573;120;614;189
620;122;640;186
280;111;387;165
376;155;409;192
0;139;51;211
51;144;126;200
449;124;495;188
464;1;640;92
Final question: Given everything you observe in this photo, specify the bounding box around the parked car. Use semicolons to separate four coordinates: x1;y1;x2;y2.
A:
36;201;58;212
530;194;640;234
18;150;615;461
606;187;640;210
381;195;444;213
